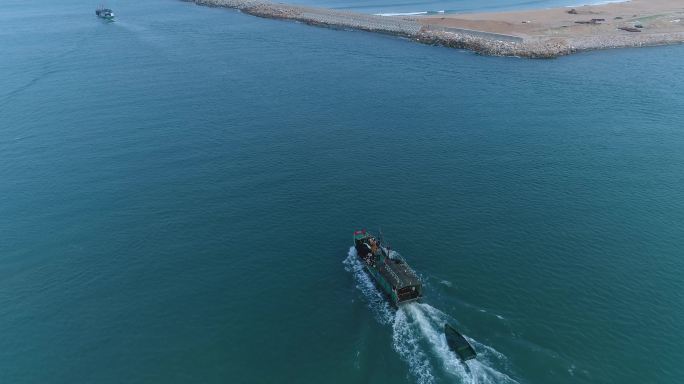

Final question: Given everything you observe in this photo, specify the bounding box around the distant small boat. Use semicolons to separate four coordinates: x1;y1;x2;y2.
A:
444;323;477;361
95;6;115;20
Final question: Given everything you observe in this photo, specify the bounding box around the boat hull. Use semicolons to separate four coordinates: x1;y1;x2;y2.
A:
359;256;401;305
353;230;422;306
95;9;115;20
445;324;477;361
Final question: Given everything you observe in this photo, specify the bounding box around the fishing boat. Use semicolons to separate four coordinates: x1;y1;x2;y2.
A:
353;229;422;306
444;323;477;361
95;6;115;20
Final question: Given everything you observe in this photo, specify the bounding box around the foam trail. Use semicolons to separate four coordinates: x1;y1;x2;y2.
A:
467;337;508;363
564;0;630;6
343;247;393;324
393;309;436;384
404;303;470;379
405;303;519;384
345;247;434;381
344;247;519;383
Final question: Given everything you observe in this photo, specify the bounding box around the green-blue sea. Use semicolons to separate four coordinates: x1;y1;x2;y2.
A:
1;0;683;383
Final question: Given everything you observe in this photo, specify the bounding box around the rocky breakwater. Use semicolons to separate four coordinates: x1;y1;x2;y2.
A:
190;0;557;57
190;0;684;57
415;28;573;58
194;0;421;36
564;31;684;53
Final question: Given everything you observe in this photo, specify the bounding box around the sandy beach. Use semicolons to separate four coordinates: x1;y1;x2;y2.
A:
418;0;684;53
192;0;684;57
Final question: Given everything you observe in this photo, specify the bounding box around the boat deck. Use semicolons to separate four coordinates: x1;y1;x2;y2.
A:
379;258;420;289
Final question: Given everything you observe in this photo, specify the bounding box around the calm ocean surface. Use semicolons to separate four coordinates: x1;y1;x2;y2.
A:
1;0;683;383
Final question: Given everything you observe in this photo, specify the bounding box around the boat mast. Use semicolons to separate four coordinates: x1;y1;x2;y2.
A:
379;226;390;256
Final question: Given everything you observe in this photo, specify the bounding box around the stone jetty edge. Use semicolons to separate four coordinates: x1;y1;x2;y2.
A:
188;0;684;58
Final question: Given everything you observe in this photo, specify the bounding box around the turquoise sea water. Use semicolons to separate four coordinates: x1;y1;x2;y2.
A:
2;1;684;383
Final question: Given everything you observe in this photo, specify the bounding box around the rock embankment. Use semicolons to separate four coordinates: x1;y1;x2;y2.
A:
193;0;542;56
190;0;684;58
195;0;420;36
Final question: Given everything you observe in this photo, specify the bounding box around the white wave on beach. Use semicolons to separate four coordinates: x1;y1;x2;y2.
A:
564;0;630;7
344;247;519;384
374;11;428;16
374;0;630;18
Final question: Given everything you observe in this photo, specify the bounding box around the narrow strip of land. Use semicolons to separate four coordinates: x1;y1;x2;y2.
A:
190;0;684;57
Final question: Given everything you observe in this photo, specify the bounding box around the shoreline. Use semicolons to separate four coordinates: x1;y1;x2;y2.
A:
190;0;684;58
